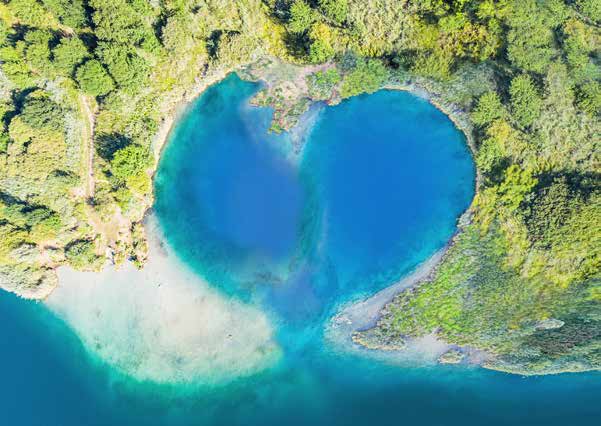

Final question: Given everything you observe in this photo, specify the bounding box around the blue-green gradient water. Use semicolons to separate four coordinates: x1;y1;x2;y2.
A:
1;74;599;425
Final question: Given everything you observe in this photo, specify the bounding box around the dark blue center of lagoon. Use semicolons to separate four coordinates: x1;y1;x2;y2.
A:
1;74;599;426
153;74;475;320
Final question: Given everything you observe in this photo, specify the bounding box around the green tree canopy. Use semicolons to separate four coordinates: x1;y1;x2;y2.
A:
472;92;506;127
89;0;159;50
75;59;115;97
506;0;555;74
95;43;149;93
288;0;316;33
23;30;53;75
110;144;151;181
42;0;88;28
577;0;601;22
340;59;388;98
510;74;542;127
52;36;90;76
65;239;100;270
20;95;64;132
8;0;49;27
319;0;348;25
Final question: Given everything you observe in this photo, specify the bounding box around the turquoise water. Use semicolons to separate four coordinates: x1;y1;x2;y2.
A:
1;74;600;425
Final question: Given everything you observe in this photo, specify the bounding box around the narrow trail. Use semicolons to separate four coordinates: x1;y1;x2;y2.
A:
80;95;96;199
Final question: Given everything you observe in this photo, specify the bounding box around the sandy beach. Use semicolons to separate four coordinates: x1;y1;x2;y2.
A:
46;215;281;386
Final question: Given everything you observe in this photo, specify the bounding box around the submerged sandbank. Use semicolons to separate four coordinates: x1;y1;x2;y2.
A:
46;216;281;386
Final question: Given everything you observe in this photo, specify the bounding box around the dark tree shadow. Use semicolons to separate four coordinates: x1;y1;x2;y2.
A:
95;133;132;161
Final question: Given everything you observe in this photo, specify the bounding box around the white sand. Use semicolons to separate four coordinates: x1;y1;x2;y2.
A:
326;249;455;364
327;247;491;367
46;217;280;386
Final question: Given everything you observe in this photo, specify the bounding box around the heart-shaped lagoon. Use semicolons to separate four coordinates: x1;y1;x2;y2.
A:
154;73;475;328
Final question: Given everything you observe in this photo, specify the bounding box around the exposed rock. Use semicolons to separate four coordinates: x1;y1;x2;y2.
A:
535;318;565;330
438;348;465;364
352;328;405;351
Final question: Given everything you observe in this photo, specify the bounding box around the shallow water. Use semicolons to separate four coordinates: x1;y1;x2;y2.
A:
1;74;599;425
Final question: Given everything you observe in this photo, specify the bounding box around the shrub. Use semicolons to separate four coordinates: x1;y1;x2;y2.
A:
340;59;388;98
307;68;341;99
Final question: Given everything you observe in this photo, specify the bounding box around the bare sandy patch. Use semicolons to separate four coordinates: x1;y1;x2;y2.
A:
46;217;281;386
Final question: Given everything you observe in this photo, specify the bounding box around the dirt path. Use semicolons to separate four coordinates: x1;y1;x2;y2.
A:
80;95;96;199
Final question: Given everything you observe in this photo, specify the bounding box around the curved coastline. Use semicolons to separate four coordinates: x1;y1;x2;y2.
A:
46;215;281;386
328;80;482;363
46;57;482;382
147;59;483;356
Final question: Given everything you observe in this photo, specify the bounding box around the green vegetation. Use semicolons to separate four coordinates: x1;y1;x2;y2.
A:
306;68;341;100
340;58;388;98
0;0;599;374
76;60;115;96
65;239;102;270
509;74;542;128
289;0;316;34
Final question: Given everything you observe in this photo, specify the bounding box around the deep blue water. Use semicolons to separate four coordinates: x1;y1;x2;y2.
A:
1;74;600;425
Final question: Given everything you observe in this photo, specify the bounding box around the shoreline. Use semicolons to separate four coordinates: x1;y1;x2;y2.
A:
326;79;482;363
46;214;281;386
46;57;484;370
330;248;447;337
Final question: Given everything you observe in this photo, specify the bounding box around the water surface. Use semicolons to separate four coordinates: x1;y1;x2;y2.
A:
1;74;599;425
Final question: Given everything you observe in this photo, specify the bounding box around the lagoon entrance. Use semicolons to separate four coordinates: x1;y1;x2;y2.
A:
1;74;599;426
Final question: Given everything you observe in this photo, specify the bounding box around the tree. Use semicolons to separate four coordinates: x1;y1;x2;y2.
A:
42;0;88;28
319;0;348;25
95;42;149;93
510;74;542;127
8;0;48;27
0;132;9;154
577;82;601;117
577;0;601;22
506;0;555;74
89;0;159;50
524;176;580;246
52;36;90;76
309;38;334;63
472;92;506;127
23;30;53;75
75;60;115;97
160;12;193;52
288;0;315;33
498;165;537;213
110;144;151;181
20;95;64;132
65;239;100;270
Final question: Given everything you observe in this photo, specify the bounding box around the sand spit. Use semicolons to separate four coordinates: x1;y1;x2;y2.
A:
326;249;453;363
46;217;280;386
327;248;489;367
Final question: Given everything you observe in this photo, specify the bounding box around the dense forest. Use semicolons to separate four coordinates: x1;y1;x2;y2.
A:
0;0;599;373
